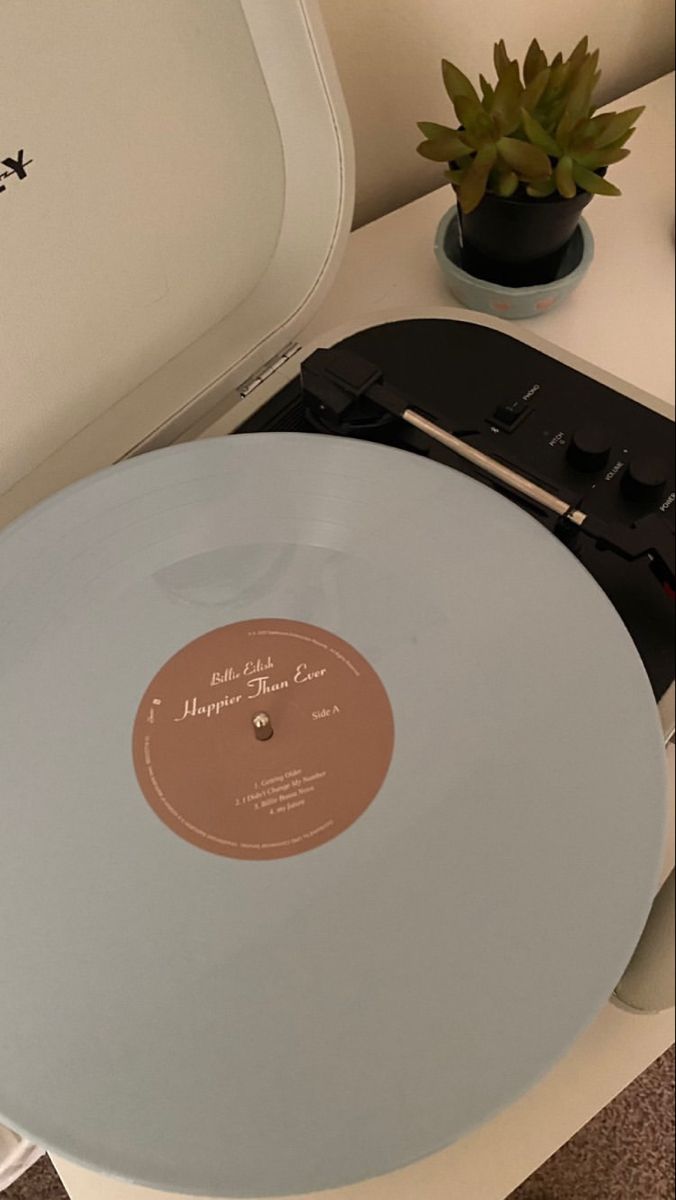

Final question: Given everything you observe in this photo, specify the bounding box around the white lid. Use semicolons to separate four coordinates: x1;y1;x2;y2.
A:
0;0;353;497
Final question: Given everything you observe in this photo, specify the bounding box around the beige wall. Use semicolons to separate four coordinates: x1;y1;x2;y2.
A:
318;0;675;227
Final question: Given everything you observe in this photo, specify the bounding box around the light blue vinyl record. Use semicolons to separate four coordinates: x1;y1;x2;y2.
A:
0;435;666;1197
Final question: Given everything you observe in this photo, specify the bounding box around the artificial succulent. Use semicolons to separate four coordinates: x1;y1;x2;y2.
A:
417;37;644;213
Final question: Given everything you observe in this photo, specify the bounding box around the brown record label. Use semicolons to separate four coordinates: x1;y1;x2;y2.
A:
132;619;395;860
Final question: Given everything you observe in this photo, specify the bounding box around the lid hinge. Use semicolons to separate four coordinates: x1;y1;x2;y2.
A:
239;342;301;398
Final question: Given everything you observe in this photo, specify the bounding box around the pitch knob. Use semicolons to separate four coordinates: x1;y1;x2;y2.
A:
566;425;612;473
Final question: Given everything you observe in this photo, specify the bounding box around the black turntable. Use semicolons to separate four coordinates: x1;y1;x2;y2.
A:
235;318;675;708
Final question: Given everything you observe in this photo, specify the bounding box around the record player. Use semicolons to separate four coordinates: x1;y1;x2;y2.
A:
0;4;674;1198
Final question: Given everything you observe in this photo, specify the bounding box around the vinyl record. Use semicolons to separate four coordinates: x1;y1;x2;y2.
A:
0;435;666;1197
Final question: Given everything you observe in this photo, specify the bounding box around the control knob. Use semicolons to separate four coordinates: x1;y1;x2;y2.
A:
566;425;612;473
621;455;668;503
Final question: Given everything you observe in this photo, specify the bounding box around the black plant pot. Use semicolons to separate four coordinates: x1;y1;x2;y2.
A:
456;186;595;288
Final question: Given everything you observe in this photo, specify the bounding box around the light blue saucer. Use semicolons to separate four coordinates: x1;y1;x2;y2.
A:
435;205;594;319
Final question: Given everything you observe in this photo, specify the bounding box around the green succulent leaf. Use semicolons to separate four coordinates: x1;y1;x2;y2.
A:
559;48;600;130
538;70;573;131
580;106;645;149
554;155;577;198
417;132;472;162
576;129;633;159
417;121;453;138
571;161;621;195
455;94;494;146
526;177;557;197
567;35;589;73
563;114;600;154
606;128;637;149
493;39;512;79
555;111;577;149
442;59;480;114
416;123;470;162
572;122;635;157
458;143;497;213
549;59;571;90
520;108;560;155
493;169;520;197
444;167;466;185
522;66;551;113
491;59;523;134
497;136;552;179
575;144;631;169
479;74;495;106
550;52;564;69
547;59;573;105
523;38;548;84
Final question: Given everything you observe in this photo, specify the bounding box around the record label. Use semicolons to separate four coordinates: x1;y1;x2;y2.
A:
132;618;394;859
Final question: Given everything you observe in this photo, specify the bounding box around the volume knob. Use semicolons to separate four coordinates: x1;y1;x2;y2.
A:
621;455;668;503
566;424;612;473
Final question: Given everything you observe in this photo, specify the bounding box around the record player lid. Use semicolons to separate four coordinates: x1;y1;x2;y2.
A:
0;0;353;498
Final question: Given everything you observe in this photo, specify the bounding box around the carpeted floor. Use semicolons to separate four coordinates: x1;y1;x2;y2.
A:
5;1047;674;1200
508;1045;675;1200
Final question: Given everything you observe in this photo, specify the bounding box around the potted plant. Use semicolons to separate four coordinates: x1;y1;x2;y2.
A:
417;37;644;297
